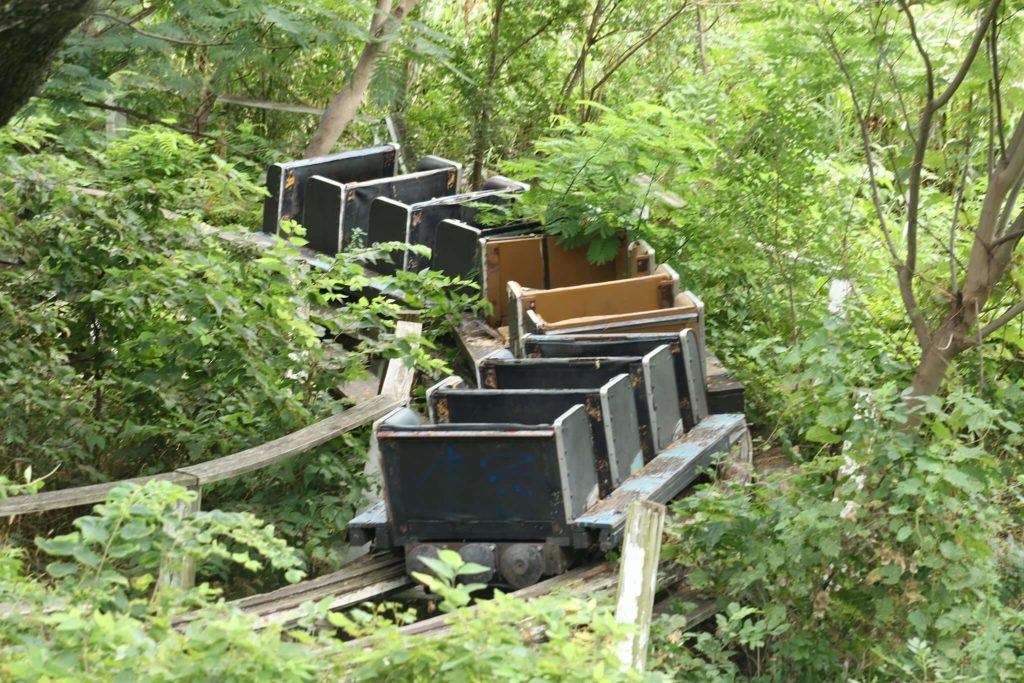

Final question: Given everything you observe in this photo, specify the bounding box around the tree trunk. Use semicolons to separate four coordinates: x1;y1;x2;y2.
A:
469;0;504;189
911;340;959;397
0;0;95;127
304;0;421;158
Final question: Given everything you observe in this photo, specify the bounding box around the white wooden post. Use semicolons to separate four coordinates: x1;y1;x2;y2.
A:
380;320;421;400
158;486;202;590
614;500;667;673
105;100;126;142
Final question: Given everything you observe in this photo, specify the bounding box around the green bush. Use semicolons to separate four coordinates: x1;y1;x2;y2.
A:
1;483;647;682
0;117;479;571
659;385;1024;680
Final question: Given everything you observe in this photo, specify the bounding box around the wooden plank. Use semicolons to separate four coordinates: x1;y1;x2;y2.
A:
0;395;400;516
178;394;403;484
0;471;197;518
233;553;403;612
172;552;410;630
349;560;688;646
454;315;506;365
379;320;422;400
574;412;747;549
390;562;618;640
614;501;666;673
244;554;410;628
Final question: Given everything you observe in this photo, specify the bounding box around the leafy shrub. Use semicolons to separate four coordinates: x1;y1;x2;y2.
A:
659;385;1024;680
318;549;643;682
0;118;480;571
0;481;316;682
1;486;647;682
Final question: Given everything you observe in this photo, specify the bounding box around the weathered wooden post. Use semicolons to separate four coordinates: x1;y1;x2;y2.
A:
157;485;202;590
380;320;422;399
614;500;667;673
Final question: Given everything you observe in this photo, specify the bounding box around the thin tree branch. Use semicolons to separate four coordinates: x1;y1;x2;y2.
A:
980;298;1024;337
988;11;1006;156
94;12;231;47
949;149;971;294
495;13;562;72
822;3;930;347
80;99;207;137
95;5;156;37
821;22;899;262
588;1;690;97
991;226;1024;248
557;0;606;111
898;0;935;100
932;0;1001;110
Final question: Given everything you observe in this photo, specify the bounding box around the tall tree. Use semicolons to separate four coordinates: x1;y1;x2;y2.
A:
305;0;422;158
0;0;94;126
823;0;1024;396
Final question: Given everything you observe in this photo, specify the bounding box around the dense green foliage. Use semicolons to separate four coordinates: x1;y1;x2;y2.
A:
0;115;475;574
4;0;1024;680
1;482;642;682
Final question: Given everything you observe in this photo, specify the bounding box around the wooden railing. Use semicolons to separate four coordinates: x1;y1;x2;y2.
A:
0;393;403;518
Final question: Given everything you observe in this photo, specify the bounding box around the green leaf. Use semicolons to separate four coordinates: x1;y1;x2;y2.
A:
72;545;103;568
806;425;842;444
46;561;79;578
930;419;951;440
118;522;152;540
456;561;489;576
77;518;109;543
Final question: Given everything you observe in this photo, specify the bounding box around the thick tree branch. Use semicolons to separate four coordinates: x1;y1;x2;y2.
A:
988;13;1006;156
304;0;421;158
0;0;95;126
991;226;1024;248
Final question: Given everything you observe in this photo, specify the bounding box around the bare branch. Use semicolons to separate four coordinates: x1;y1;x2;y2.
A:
991;226;1024;248
80;99;203;136
820;5;933;348
980;298;1024;337
949;147;971;294
94;12;231;47
988;12;1006;156
496;12;563;73
898;0;935;101
95;6;156;37
588;2;690;97
820;18;899;263
932;0;1001;110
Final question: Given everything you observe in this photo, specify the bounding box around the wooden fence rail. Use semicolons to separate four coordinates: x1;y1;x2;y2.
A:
0;313;422;518
0;392;405;519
